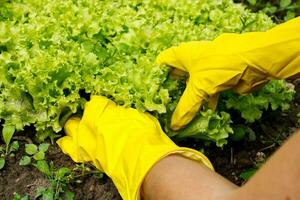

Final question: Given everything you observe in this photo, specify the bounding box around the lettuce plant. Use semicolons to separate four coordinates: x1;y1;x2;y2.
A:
0;0;292;147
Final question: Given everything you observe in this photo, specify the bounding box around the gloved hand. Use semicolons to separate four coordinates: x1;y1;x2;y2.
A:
57;95;213;200
157;17;300;130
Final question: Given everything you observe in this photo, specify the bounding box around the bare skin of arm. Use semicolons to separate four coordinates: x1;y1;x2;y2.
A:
142;130;300;200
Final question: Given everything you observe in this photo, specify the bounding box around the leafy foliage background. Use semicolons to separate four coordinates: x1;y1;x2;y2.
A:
0;0;295;146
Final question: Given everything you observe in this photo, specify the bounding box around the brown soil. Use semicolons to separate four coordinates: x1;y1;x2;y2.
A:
0;144;121;200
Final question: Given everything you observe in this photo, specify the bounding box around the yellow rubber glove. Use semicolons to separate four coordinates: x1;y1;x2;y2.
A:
156;17;300;131
57;95;213;200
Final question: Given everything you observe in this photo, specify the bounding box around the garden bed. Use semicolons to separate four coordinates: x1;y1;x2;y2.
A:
1;0;299;199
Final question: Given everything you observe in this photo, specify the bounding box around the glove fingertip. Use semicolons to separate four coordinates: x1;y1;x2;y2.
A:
170;84;205;131
170;100;201;131
56;136;72;153
156;47;186;71
155;48;172;65
56;137;83;163
64;117;80;136
170;107;198;131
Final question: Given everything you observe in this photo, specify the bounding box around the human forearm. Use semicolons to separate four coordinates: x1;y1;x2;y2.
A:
142;154;237;200
142;130;300;200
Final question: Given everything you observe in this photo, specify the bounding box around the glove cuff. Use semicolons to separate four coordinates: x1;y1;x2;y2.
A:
131;146;213;200
172;147;214;170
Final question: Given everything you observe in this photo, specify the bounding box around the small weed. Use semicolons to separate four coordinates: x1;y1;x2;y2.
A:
17;142;73;199
33;162;102;199
0;140;19;170
15;142;104;199
19;143;49;166
33;160;74;199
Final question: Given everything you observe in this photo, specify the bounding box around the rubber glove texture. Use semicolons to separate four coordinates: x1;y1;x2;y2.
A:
57;95;213;200
156;17;300;131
